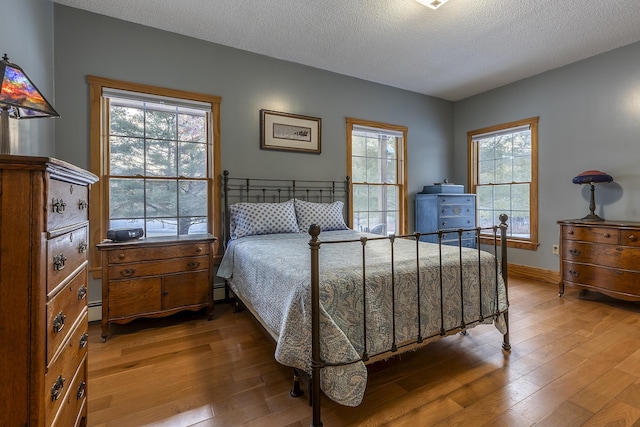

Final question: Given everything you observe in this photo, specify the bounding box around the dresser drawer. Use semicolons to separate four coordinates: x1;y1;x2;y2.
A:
437;195;474;207
47;179;89;231
45;311;88;423
562;225;619;244
47;226;88;294
107;255;209;279
108;242;210;264
563;261;640;295
50;357;87;427
620;228;640;247
562;241;640;270
438;216;475;229
47;267;88;364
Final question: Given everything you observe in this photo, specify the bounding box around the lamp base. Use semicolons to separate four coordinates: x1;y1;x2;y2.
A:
581;213;604;221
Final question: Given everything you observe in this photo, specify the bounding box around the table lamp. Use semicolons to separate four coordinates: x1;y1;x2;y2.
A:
0;54;60;155
572;170;613;221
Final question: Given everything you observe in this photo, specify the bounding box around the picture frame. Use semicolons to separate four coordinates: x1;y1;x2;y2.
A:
260;109;321;154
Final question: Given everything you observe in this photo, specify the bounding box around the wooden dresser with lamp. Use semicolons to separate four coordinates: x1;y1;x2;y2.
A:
0;155;98;427
558;219;640;301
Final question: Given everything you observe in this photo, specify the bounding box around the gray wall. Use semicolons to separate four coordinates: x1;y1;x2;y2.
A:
454;41;640;272
2;0;56;155
53;5;453;304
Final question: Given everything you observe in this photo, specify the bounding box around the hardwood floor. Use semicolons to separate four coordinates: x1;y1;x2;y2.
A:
87;277;640;426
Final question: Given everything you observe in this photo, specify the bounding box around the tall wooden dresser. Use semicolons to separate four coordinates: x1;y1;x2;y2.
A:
415;191;477;248
0;155;98;427
558;219;640;301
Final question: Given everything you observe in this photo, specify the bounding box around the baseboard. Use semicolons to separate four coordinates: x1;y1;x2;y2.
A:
508;263;560;284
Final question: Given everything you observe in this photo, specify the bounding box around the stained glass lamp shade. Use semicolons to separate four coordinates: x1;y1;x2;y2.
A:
0;54;59;154
572;170;613;221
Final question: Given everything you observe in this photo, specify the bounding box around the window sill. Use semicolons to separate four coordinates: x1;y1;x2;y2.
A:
479;235;539;251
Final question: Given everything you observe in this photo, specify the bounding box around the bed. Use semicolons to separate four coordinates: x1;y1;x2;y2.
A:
217;171;510;426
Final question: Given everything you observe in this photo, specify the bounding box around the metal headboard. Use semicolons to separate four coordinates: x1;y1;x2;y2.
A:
221;170;351;248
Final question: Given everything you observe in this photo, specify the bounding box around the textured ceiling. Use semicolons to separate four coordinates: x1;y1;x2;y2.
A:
53;0;640;101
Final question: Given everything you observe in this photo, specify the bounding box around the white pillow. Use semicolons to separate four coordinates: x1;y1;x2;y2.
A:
294;199;349;232
229;199;299;239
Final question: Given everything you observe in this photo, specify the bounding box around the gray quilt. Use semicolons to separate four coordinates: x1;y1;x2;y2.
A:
217;229;508;407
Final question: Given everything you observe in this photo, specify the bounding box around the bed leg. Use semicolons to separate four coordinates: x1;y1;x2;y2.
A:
290;369;304;398
502;311;511;351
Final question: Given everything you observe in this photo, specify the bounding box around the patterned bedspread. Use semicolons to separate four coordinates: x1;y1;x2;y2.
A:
217;229;508;407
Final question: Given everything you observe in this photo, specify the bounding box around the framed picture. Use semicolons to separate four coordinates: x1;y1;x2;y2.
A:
260;109;321;154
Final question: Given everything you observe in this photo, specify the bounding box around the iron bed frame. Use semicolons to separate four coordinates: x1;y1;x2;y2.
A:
221;170;511;427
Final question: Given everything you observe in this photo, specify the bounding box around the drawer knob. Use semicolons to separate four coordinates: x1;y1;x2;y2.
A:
603;233;611;238
196;246;203;253
52;198;66;214
120;268;136;277
78;285;87;300
79;332;89;349
78;199;89;210
628;235;637;241
567;229;574;235
569;249;581;256
187;261;201;269
53;311;66;333
78;241;88;254
51;375;65;401
569;269;580;277
118;253;126;259
53;253;67;271
77;381;87;400
441;221;447;227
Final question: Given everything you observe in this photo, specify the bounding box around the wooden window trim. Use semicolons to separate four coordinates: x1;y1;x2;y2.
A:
346;117;408;235
87;76;222;278
467;116;539;251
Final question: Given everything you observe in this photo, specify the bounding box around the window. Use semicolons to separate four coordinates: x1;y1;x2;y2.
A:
467;117;539;250
347;118;407;236
88;76;221;277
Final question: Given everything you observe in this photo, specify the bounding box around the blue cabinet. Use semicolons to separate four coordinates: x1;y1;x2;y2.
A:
415;193;477;248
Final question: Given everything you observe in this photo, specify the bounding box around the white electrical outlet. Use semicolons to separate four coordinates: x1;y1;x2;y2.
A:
552;244;559;254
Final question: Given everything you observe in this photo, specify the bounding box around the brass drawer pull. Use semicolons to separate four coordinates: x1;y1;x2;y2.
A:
567;229;574;235
53;312;66;333
53;253;67;271
569;249;581;256
79;332;89;349
52;198;66;214
77;381;87;400
78;199;88;210
120;268;136;277
628;235;637;241
187;261;201;269
78;285;87;300
196;246;203;253
118;253;126;259
78;241;88;253
603;233;611;238
51;375;65;401
569;269;580;277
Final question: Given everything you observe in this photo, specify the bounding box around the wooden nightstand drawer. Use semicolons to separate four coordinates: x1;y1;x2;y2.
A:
107;254;209;279
47;179;89;231
47;267;88;364
108;277;163;319
562;225;619;244
563;262;640;296
562;240;640;270
164;271;211;309
620;229;640;247
47;225;88;294
108;242;210;264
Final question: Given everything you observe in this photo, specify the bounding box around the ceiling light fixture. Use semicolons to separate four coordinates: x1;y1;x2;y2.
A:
415;0;450;10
